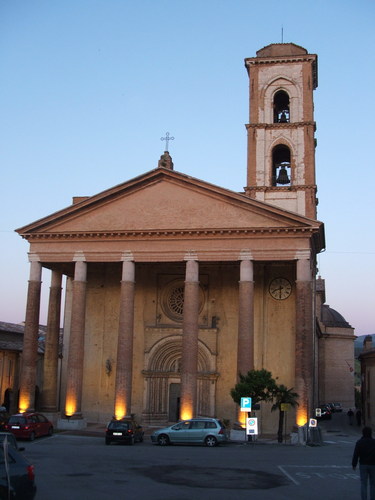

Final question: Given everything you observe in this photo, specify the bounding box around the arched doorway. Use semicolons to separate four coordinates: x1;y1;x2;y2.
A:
142;336;217;425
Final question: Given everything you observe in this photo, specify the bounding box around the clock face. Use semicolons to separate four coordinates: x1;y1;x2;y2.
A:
269;278;292;300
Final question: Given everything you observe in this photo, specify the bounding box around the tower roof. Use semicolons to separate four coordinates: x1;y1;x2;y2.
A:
256;43;308;57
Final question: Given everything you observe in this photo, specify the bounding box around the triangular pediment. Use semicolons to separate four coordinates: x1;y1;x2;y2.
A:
16;168;322;236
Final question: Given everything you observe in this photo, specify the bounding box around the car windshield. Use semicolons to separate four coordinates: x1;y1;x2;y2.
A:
8;416;26;425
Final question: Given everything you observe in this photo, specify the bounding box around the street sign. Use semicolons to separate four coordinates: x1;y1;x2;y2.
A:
240;397;252;411
246;417;258;435
315;408;321;417
309;418;318;428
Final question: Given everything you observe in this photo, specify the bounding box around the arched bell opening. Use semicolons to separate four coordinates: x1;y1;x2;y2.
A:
273;90;290;123
272;145;291;186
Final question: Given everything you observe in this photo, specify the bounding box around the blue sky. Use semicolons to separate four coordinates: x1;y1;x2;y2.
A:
1;0;374;335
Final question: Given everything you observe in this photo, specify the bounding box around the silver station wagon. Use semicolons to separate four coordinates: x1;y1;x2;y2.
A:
151;418;228;447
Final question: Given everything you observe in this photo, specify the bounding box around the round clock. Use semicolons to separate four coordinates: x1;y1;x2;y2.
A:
269;277;292;300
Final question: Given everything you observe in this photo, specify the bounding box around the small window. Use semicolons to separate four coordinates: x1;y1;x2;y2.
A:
273;90;290;123
205;421;217;429
190;420;206;429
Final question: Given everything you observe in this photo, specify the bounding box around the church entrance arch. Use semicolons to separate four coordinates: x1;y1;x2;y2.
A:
142;336;217;425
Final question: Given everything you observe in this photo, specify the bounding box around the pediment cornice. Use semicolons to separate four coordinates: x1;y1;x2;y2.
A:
21;225;320;241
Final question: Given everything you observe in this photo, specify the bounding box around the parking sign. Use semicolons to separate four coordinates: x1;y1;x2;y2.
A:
240;397;252;411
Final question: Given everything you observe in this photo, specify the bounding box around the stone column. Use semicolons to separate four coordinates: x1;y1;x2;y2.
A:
19;258;42;412
114;257;135;419
41;270;62;412
180;258;199;420
295;255;314;426
237;257;254;376
64;258;87;418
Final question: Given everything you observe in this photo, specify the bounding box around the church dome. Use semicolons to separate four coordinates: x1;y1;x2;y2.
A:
321;304;352;328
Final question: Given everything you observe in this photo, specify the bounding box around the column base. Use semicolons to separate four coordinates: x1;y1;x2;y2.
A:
57;418;87;431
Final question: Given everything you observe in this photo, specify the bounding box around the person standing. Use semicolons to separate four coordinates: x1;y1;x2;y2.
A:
352;427;375;500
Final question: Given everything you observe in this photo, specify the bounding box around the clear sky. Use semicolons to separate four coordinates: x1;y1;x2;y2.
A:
1;0;374;335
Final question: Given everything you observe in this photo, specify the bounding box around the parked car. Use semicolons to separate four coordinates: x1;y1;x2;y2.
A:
4;412;53;441
332;402;343;412
151;418;229;447
0;440;36;499
0;432;25;452
316;405;332;420
325;403;335;412
105;417;144;445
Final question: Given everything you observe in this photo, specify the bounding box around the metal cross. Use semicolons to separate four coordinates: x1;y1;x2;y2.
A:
160;131;174;151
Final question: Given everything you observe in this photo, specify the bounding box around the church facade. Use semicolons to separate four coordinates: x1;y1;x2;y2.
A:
16;43;339;434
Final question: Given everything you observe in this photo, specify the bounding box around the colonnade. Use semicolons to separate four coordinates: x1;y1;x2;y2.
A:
18;253;314;425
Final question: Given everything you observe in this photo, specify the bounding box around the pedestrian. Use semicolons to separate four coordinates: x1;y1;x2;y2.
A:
348;408;354;425
352;426;375;500
357;409;363;426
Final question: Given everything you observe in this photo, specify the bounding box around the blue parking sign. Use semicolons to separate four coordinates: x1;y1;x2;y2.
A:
240;397;252;411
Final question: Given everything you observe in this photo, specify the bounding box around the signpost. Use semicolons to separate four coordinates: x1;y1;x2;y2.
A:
246;417;258;436
240;397;254;442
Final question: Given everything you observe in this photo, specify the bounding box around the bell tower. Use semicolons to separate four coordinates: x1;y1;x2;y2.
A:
244;43;318;219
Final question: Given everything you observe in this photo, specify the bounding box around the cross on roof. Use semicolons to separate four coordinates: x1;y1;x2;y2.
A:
160;131;174;152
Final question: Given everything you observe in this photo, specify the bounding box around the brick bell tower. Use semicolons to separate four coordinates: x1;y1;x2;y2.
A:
244;43;318;219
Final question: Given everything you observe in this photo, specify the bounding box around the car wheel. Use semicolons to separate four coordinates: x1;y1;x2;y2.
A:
157;434;170;446
205;435;217;447
29;432;36;441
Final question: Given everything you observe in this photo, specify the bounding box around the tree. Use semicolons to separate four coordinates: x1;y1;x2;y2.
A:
230;369;277;407
271;384;299;443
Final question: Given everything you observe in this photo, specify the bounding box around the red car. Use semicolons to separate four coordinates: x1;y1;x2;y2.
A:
5;412;53;440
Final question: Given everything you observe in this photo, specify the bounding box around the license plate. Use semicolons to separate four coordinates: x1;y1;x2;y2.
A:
113;432;122;436
11;426;20;429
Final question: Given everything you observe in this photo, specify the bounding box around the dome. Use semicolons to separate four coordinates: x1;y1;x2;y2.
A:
321;305;352;328
256;43;308;58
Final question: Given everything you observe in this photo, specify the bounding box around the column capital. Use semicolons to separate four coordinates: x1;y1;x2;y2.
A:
239;249;253;261
184;251;198;261
121;251;134;262
295;250;311;261
73;251;86;262
28;252;40;263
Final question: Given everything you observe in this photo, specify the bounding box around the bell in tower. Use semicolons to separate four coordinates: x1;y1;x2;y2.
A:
272;145;291;186
275;163;291;185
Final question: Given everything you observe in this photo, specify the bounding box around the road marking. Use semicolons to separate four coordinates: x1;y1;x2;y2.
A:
278;465;356;486
278;465;299;485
